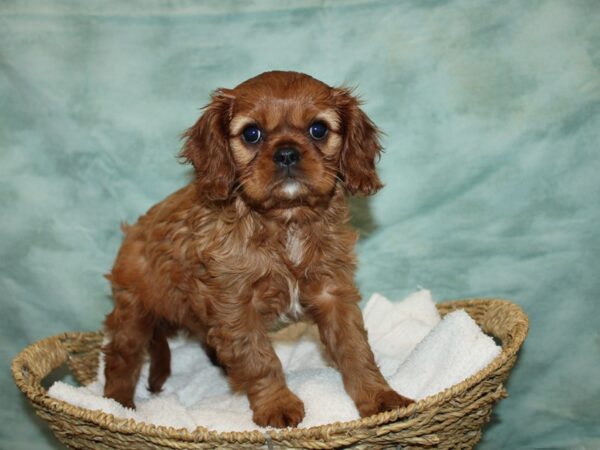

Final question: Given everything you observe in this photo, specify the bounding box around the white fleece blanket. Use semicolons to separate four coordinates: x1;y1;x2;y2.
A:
48;290;501;431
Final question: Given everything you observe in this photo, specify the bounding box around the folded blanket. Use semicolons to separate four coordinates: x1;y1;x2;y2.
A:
49;290;501;431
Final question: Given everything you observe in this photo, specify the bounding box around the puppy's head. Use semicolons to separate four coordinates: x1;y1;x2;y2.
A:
181;71;382;209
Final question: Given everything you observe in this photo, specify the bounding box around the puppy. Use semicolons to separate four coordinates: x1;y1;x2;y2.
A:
103;71;413;428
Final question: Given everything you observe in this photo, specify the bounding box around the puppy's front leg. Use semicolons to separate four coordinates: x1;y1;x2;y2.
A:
305;282;414;417
207;302;304;428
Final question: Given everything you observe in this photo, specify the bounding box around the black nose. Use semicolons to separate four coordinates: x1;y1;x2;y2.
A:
273;147;301;168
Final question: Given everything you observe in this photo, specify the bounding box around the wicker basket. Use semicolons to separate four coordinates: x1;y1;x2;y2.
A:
12;298;527;449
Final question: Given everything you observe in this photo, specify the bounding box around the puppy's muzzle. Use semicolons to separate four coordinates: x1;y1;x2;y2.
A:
273;147;301;169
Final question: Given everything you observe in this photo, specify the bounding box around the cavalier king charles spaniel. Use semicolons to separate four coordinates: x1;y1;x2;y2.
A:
103;71;413;427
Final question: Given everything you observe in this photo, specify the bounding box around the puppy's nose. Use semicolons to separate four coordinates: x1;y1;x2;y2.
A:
273;147;301;168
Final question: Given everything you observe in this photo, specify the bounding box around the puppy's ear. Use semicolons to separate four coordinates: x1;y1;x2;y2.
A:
180;89;236;201
334;87;383;196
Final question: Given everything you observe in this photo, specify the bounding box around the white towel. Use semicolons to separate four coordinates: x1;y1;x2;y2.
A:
48;290;501;431
389;309;501;399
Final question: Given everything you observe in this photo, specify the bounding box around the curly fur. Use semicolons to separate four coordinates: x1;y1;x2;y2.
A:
103;71;413;427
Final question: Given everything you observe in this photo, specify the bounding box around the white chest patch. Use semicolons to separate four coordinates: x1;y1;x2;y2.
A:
277;279;303;324
286;279;303;319
279;229;305;322
286;228;304;266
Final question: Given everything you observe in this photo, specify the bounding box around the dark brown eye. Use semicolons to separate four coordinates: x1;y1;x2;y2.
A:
309;121;328;140
242;125;262;144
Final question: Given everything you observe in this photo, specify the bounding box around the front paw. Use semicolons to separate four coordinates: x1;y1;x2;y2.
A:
252;389;305;428
358;389;414;418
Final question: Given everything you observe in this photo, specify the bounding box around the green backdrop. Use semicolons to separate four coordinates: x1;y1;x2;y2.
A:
1;1;599;448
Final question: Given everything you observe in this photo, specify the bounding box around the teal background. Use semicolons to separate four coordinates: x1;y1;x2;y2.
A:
1;1;599;448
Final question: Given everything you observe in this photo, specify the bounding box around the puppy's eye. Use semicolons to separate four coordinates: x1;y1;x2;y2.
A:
309;121;328;140
242;125;262;144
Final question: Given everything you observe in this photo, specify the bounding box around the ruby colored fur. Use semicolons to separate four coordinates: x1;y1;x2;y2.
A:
103;71;413;428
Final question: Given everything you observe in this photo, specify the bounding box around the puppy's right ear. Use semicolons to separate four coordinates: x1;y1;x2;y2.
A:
180;89;235;202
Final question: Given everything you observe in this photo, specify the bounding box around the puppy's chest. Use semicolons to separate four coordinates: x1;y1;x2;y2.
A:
202;227;317;319
285;228;307;267
276;228;308;320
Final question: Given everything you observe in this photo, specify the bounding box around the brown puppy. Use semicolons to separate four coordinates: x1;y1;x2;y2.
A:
103;71;413;428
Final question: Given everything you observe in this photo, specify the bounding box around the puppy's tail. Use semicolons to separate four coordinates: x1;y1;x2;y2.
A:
147;322;171;393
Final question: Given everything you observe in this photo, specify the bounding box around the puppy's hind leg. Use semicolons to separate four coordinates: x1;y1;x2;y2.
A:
148;322;171;394
103;290;153;409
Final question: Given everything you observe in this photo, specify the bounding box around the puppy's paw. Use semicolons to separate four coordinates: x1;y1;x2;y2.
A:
147;364;170;394
358;389;414;418
104;388;136;409
253;390;305;428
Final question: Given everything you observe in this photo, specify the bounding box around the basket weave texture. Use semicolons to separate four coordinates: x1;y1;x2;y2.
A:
12;299;527;449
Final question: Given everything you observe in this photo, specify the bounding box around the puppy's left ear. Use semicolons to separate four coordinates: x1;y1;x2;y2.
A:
334;87;383;196
180;89;236;202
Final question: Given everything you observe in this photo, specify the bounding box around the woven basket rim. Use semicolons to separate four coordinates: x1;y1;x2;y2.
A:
12;297;528;445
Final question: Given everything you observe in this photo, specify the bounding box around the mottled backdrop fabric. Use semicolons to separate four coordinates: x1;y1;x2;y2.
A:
1;1;599;449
